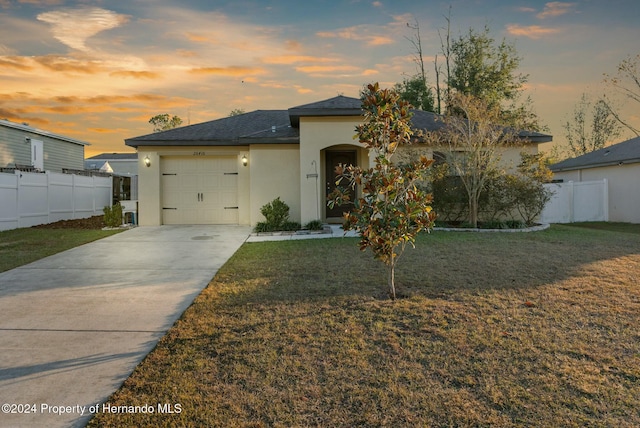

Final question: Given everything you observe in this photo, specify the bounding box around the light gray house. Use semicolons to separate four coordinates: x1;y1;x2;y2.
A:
551;136;640;223
85;153;138;176
0;119;89;172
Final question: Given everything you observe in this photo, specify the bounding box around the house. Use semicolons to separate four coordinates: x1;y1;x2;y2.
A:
550;136;640;223
85;153;139;203
0;119;89;172
85;153;138;176
125;95;552;227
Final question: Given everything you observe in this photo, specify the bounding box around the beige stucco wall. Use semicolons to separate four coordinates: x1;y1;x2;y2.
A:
394;143;537;172
249;144;300;225
298;116;368;225
136;146;250;226
553;163;640;223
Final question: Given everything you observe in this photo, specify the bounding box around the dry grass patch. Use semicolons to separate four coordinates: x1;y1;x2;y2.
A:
89;225;640;427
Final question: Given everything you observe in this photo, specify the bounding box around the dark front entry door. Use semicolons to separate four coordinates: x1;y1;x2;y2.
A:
326;150;357;218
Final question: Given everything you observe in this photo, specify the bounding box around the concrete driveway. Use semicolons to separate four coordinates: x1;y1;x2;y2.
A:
0;225;250;428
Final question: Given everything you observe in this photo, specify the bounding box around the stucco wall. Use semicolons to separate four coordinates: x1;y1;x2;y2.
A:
554;163;640;223
298;116;367;225
249;144;300;225
136;146;250;226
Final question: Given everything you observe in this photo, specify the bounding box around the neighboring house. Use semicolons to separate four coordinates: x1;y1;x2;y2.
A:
85;153;139;203
550;136;640;223
125;95;552;227
0;119;89;172
85;153;138;176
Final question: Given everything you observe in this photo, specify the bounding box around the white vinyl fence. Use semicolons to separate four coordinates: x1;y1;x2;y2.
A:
0;170;112;231
540;179;608;224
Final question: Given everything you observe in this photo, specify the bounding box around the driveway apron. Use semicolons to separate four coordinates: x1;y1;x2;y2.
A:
0;225;250;428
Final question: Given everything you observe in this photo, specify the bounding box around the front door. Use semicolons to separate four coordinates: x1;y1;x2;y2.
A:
326;150;357;219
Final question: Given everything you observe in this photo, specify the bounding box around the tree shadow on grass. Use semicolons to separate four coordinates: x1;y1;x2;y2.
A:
217;225;640;305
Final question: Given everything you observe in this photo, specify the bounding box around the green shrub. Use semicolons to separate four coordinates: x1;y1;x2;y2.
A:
103;203;122;228
254;197;297;232
304;220;324;231
481;220;507;229
281;221;302;231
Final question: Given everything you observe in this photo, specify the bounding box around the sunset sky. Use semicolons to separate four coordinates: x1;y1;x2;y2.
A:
1;0;638;157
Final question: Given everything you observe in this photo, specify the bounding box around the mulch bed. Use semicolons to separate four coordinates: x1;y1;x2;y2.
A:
32;216;106;230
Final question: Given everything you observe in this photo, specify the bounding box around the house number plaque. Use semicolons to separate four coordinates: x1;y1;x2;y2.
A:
193;151;206;156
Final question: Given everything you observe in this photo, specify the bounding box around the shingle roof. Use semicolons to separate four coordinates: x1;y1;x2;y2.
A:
288;95;362;127
87;153;138;160
551;136;640;172
0;119;90;146
126;110;297;147
125;95;552;148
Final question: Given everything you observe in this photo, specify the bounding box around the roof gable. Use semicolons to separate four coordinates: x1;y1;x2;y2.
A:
288;95;362;126
551;136;640;172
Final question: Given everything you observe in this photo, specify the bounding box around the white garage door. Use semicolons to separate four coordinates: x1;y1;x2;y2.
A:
161;156;238;224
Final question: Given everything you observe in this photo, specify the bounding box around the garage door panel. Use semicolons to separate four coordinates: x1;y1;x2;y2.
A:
161;156;238;225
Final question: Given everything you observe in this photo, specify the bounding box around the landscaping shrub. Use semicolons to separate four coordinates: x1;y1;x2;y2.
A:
430;152;553;227
304;220;324;231
254;197;300;232
103;203;122;228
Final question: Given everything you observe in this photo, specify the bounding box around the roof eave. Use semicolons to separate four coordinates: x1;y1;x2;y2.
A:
287;108;362;126
551;157;640;172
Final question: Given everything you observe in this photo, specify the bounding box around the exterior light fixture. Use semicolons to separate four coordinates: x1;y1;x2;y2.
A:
144;156;151;167
241;155;248;166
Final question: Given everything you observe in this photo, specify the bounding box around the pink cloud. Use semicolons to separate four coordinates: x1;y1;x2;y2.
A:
537;2;576;19
506;24;561;40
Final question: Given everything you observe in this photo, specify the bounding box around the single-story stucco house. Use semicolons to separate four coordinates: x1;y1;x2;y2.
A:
125;95;552;227
550;136;640;223
0;119;89;172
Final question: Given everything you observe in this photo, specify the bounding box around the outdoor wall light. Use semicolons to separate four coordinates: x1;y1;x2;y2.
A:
241;155;248;167
144;156;151;167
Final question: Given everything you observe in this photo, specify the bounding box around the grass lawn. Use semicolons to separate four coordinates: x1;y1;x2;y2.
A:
0;226;123;273
89;224;640;427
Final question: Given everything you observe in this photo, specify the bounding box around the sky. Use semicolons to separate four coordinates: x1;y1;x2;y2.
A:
0;0;639;157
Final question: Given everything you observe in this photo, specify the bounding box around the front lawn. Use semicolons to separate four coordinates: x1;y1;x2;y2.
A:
0;223;123;273
89;225;640;427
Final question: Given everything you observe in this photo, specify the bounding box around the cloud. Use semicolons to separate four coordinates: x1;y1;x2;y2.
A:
189;66;266;76
537;2;576;19
110;70;161;79
37;7;129;52
262;55;339;65
316;25;395;46
0;56;33;71
32;55;105;73
295;64;360;74
506;24;561;39
316;15;398;46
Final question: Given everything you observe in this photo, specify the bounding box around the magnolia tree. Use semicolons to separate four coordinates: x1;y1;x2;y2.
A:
328;83;436;300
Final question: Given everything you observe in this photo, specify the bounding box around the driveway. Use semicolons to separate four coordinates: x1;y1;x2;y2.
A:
0;225;250;428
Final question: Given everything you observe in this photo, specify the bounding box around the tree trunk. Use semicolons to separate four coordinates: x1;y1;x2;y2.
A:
469;195;479;228
388;255;396;300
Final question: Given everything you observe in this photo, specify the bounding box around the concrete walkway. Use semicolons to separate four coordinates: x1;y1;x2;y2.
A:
0;225;250;428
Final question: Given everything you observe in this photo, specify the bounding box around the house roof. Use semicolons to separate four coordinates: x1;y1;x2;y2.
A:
87;153;138;161
0;119;90;146
550;136;640;172
288;95;362;126
126;110;297;147
125;95;552;148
